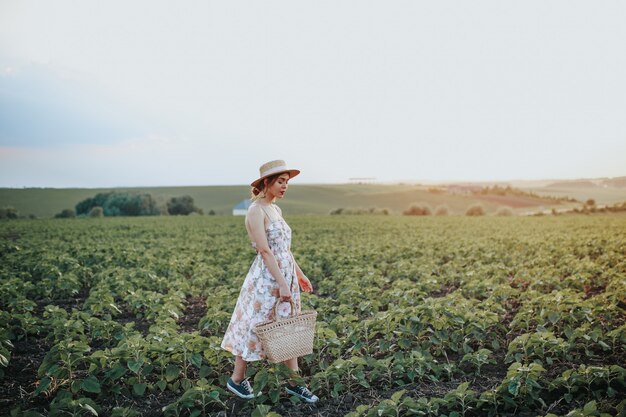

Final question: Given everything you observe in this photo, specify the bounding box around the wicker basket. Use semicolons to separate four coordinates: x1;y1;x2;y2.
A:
254;299;317;363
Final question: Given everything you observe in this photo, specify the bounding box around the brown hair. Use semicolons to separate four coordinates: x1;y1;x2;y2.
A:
250;173;284;200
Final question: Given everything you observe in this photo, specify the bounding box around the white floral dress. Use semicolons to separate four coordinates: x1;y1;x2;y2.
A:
221;204;301;361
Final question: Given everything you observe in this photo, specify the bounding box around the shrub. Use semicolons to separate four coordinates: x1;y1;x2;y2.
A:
496;207;514;216
208;209;216;216
76;192;113;215
434;205;449;216
55;208;76;218
89;206;104;217
0;206;19;219
403;203;432;216
167;195;201;216
585;199;596;207
104;193;160;216
330;207;388;215
465;204;485;216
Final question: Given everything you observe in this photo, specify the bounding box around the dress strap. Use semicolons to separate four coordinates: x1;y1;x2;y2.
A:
258;203;279;222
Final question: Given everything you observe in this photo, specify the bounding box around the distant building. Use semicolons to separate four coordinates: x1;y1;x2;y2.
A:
233;199;252;216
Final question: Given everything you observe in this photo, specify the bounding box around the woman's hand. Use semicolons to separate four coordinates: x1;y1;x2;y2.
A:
298;274;313;293
279;284;292;301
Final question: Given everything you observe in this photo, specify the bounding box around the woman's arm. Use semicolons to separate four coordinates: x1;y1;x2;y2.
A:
292;256;313;293
247;206;292;300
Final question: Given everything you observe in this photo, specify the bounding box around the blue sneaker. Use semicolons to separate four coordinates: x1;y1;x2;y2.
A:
284;384;319;403
227;378;255;399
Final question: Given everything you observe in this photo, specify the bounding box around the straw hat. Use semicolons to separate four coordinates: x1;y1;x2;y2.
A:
251;160;300;188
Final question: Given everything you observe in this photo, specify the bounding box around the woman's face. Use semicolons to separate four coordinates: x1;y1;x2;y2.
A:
266;173;290;199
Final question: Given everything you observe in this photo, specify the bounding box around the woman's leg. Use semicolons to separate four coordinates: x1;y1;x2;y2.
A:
231;355;247;383
283;357;298;373
282;357;319;402
283;357;299;385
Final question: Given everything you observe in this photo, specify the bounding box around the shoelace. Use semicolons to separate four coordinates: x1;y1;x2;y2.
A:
297;386;313;397
241;379;253;394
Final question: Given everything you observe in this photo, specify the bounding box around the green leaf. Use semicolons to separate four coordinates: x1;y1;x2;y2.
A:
181;378;192;391
254;369;269;392
165;364;180;382
127;359;144;374
155;380;167;392
106;365;127;380
79;403;98;416
189;410;201;417
390;390;405;403
548;312;560;324
81;376;101;393
199;365;211;379
133;383;147;396
71;380;82;394
34;377;51;395
269;388;280;403
189;352;202;368
507;379;520;396
251;404;271;417
583;401;597;414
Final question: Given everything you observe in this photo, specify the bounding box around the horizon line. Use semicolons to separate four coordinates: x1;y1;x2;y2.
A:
1;175;624;190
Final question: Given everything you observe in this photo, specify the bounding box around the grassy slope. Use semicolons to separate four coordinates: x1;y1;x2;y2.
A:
526;186;626;205
2;182;624;218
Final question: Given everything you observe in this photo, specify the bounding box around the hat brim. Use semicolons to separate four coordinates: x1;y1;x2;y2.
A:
251;169;300;188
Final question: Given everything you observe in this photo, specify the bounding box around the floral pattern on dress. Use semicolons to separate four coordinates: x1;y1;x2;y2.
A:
221;209;301;361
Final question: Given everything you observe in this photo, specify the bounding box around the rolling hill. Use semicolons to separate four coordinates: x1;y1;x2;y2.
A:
0;182;595;218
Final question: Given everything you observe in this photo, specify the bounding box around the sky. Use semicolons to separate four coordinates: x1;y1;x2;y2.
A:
0;0;625;188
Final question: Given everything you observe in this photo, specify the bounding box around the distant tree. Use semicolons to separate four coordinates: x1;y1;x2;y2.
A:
55;208;76;218
208;209;216;216
76;192;114;215
585;199;596;207
403;203;432;216
89;206;104;217
76;192;160;217
167;195;201;215
105;193;160;216
465;204;485;216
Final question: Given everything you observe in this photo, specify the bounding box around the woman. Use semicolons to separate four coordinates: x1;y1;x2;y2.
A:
221;160;319;403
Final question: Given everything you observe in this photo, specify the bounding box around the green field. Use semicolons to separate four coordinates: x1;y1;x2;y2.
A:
4;182;623;218
1;215;625;416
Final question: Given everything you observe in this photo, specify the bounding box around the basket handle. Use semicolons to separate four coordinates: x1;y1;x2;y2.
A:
273;298;296;319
